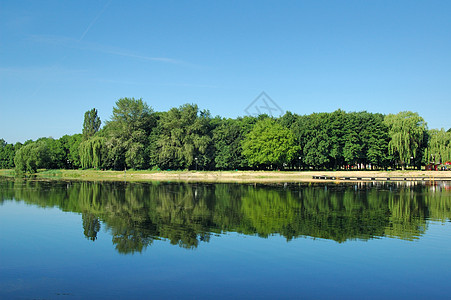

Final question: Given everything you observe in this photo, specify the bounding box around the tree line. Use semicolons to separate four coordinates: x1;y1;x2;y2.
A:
1;97;450;172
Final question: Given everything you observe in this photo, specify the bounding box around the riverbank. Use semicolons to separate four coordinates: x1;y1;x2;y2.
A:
1;169;450;183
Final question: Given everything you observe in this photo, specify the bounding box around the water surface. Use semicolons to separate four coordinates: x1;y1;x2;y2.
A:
1;178;450;299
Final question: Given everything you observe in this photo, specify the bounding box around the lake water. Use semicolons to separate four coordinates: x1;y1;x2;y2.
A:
1;177;450;299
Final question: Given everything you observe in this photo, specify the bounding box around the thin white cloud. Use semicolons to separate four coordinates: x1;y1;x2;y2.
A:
0;65;88;77
29;34;186;65
159;83;219;89
79;0;112;42
101;49;181;64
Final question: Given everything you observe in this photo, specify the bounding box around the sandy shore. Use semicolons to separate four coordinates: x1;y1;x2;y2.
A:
2;169;450;183
136;170;451;183
56;170;451;182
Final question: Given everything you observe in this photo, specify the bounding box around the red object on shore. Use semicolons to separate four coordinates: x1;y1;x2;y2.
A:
426;163;440;171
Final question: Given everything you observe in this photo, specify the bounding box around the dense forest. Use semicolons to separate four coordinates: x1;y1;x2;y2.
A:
1;97;450;172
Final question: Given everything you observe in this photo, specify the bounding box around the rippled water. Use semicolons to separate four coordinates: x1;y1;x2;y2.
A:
1;177;450;299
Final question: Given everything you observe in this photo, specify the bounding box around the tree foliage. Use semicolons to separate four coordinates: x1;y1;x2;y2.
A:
14;141;50;173
384;111;426;169
153;104;213;170
82;108;101;139
242;118;298;169
425;129;451;164
3;98;448;172
101;97;155;170
212;118;248;170
60;134;83;168
0;140;16;169
110;97;153;135
79;137;105;169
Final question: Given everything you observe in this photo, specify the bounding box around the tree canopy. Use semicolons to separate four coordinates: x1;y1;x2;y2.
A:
82;108;101;139
425;128;451;164
242;118;298;169
2;98;450;173
384;111;426;170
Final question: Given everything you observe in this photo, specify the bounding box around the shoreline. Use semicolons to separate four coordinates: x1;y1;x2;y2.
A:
1;169;451;183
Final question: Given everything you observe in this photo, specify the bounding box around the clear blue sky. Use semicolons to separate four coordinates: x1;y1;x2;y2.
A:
1;0;450;143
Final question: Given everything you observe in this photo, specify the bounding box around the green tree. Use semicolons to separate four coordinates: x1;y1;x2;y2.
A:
110;98;153;134
425;128;451;164
242;118;298;169
79;137;105;169
0;140;16;169
0;139;6;168
362;113;390;169
40;137;65;169
212;118;250;170
103;98;155;170
155;104;213;170
59;134;83;169
82;108;101;139
296;113;331;169
384;111;427;170
14;141;50;173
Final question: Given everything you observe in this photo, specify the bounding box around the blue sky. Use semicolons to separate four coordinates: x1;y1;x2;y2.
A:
1;0;450;143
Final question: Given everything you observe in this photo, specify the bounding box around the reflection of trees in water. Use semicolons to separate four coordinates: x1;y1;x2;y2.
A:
386;189;427;240
82;213;100;241
1;178;450;254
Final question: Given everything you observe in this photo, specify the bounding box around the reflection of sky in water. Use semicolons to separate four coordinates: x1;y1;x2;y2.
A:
1;182;451;299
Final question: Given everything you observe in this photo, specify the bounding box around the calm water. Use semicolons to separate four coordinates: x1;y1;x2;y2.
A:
1;177;450;299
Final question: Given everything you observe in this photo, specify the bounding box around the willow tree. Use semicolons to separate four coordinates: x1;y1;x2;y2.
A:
14;141;50;173
79;137;105;169
425;128;451;164
384;111;426;170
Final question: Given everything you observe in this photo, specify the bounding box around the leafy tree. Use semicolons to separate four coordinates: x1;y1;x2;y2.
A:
155;104;213;170
59;134;83;169
362;113;390;169
296;113;331;169
0;140;16;169
0;139;6;168
212;118;251;170
103;98;155;170
303;132;331;168
39;137;65;169
79;137;105;169
110;97;153;134
290;110;390;170
278;111;298;129
341;111;390;169
4;98;449;171
424;128;451;164
82;108;101;139
14;141;50;173
384;111;427;170
242;118;298;169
